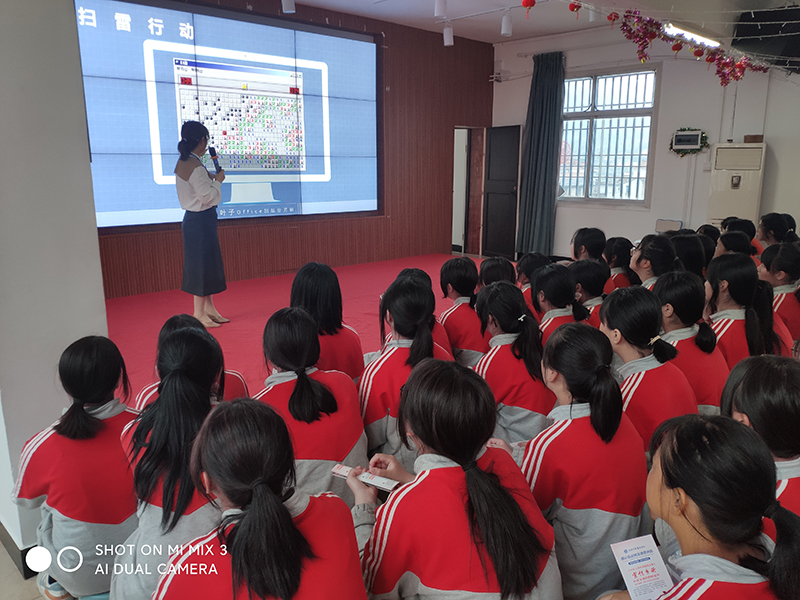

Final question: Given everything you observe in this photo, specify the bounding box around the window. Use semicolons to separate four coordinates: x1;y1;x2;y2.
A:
559;70;656;202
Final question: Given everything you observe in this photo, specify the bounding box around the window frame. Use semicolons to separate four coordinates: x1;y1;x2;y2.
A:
558;62;662;209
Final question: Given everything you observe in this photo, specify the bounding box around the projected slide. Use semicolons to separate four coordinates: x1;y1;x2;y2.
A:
74;0;378;226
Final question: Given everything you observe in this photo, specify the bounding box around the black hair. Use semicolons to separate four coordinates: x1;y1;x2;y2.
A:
761;243;800;282
720;216;740;232
397;359;548;600
475;282;543;380
397;267;432;288
177;121;209;161
706;253;781;356
696;224;721;243
652;272;717;354
603;237;641;285
726;218;757;241
720;356;800;459
440;257;479;308
516;252;552;284
290;262;343;336
719;231;756;256
696;234;716;269
191;399;314;600
568;259;611;299
157;314;205;350
543;324;622;443
761;213;799;244
671;235;706;279
530;263;590;321
381;276;435;367
130;328;224;533
635;234;680;277
572;227;606;260
650;415;800;600
263;307;337;424
479;257;516;287
54;336;130;440
599;286;677;363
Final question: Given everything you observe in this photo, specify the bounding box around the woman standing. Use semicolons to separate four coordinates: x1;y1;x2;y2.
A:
175;121;227;329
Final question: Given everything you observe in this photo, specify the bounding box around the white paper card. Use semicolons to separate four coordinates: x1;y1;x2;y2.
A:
610;534;674;600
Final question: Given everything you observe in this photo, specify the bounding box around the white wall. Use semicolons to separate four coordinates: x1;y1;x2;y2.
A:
492;26;791;256
0;0;108;548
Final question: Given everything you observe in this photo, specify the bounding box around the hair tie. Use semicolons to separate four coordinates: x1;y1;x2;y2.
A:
295;368;305;377
518;314;526;322
462;460;478;472
250;477;267;491
764;498;781;519
594;364;610;374
649;335;661;346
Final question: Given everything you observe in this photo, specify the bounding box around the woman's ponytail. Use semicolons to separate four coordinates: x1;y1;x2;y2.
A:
571;298;591;322
409;314;434;367
651;337;678;363
694;323;717;354
177;121;208;161
288;369;337;424
753;280;781;355
767;501;800;600
381;276;436;367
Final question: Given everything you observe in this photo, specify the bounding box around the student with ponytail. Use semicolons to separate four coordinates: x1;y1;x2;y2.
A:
254;307;367;507
112;328;225;599
516;252;552;321
714;230;759;263
572;227;606;261
396;267;453;358
13;337;137;600
602;415;800;600
653;272;729;414
439;256;489;366
568;259;611;328
474;281;556;442
629;234;679;290
759;243;800;341
360;276;451;472
758;212;800;246
507;324;648;600
599;287;697;448
531;263;590;344
348;359;562;600
479;256;517;289
603;237;641;294
706;253;791;369
153;399;367;600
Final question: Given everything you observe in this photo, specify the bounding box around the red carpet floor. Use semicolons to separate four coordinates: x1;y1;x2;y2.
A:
107;253;459;397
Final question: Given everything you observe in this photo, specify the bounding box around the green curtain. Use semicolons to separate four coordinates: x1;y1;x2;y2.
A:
516;51;565;255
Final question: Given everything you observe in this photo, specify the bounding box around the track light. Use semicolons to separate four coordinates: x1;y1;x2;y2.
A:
443;23;454;47
435;0;447;19
501;11;512;37
281;0;295;14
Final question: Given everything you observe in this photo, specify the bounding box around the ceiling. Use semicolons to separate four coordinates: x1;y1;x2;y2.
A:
293;0;786;45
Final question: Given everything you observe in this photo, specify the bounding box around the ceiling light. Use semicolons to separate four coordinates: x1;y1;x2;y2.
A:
435;0;447;19
501;11;513;37
281;0;295;14
664;23;720;48
443;23;454;47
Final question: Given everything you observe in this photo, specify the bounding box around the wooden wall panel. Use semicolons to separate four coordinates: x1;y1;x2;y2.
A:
466;128;486;255
98;0;494;298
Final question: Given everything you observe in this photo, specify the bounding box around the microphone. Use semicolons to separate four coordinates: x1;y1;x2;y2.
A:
208;147;222;173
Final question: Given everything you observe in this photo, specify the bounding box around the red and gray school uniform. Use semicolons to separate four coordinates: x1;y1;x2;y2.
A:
438;297;489;367
110;423;221;600
521;284;545;324
763;456;800;541
774;312;795;357
618;355;698;449
474;333;556;443
253;368;368;507
12;400;139;598
603;268;632;294
318;323;365;381
583;297;603;329
539;307;576;345
518;403;648;600
773;282;800;341
129;370;249;412
352;448;563;600
710;309;750;370
641;275;659;291
662;325;729;415
153;492;367;600
359;339;452;473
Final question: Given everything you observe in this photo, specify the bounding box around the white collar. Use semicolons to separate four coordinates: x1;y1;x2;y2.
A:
263;367;318;387
776;456;800;480
385;338;413;349
453;296;471;306
64;398;126;419
773;281;799;295
661;325;699;344
548;402;591;421
669;542;772;585
610;267;624;276
641;275;659;289
583;296;603;309
541;307;573;321
414;447;487;473
489;333;519;348
617;353;662;379
710;308;746;322
521;283;531;292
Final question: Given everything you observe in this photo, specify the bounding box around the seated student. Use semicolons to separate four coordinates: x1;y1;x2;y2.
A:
132;314;248;411
758;213;799;247
348;359;562;600
599;287;697;449
439;256;489;366
475;281;555;443
706;253;792;369
630;234;679;290
602;415;800;600
517;252;552;321
13;337;138;600
721;356;800;542
568;259;610;328
572;227;606;261
395;268;453;359
153;399;367;600
727;217;764;259
507;324;648;600
759;243;800;341
254;307;367;507
532;264;590;345
696;225;720;270
478;256;517;289
696;223;721;244
360;276;451;473
671;234;707;279
714;230;760;266
719;215;739;233
603;237;641;294
653;272;729;414
291;262;364;381
112;328;224;600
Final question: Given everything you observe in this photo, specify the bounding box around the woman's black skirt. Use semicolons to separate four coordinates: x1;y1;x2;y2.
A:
181;207;226;296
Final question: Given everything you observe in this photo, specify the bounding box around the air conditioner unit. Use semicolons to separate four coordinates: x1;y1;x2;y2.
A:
707;142;766;227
